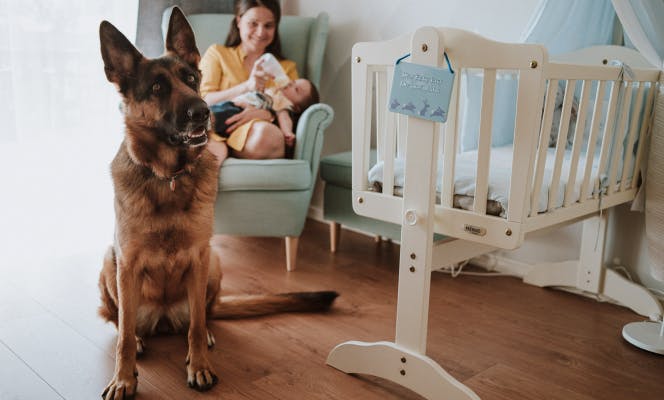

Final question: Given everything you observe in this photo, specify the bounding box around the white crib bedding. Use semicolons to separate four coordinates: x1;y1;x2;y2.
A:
368;145;632;218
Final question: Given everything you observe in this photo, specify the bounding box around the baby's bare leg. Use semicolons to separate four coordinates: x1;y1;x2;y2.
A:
234;121;285;159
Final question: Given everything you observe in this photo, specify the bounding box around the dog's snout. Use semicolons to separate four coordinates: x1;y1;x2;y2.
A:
187;102;210;123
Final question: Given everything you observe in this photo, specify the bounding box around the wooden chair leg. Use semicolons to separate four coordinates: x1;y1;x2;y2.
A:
285;236;299;271
329;222;341;253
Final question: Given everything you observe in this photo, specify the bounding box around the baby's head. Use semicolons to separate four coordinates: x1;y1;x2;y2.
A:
281;78;319;113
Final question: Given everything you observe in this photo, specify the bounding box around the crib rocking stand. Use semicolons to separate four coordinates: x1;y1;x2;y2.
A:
327;27;482;400
326;24;663;400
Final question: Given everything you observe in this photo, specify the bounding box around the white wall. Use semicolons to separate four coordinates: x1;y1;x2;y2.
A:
282;0;664;292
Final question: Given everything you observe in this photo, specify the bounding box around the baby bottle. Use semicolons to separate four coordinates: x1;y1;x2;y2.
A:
258;53;289;88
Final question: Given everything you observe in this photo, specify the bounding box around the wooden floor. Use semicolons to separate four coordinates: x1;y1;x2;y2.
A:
1;219;662;400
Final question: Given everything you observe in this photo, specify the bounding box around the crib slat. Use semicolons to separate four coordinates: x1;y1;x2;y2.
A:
563;80;591;207
382;68;397;195
473;69;496;214
607;82;633;195
397;114;407;158
352;62;374;192
620;82;645;191
441;72;461;208
375;71;387;161
580;80;607;202
632;83;656;189
507;68;545;223
530;80;559;217
382;119;397;195
548;80;577;211
594;81;621;199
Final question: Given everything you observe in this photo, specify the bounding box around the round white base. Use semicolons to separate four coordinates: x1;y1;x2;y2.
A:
622;321;664;355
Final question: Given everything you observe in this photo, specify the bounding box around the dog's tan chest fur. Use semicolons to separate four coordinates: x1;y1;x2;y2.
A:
134;246;208;334
136;300;190;336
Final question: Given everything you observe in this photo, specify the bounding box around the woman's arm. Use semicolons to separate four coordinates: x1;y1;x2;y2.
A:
201;53;271;106
224;107;274;133
203;82;251;106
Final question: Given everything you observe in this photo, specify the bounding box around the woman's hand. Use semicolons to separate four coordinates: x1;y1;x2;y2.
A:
225;107;273;133
245;58;273;92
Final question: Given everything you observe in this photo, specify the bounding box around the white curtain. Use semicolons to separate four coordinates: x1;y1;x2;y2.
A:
0;0;138;263
612;0;664;282
521;0;618;56
0;0;138;143
612;0;664;69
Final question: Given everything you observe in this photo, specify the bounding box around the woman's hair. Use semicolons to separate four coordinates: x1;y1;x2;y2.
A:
224;0;285;60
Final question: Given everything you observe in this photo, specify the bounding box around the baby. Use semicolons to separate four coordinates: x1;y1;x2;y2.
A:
210;78;319;148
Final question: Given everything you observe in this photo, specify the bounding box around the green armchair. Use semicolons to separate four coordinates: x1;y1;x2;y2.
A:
162;7;333;271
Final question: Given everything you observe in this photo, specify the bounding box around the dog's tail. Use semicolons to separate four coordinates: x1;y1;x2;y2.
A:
210;291;339;319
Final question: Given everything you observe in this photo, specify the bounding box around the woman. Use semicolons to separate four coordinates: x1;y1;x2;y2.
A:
199;0;299;163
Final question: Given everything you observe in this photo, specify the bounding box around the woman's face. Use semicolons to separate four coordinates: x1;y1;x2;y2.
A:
236;6;276;54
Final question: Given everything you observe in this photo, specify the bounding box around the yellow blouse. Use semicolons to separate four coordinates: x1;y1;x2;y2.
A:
199;45;299;98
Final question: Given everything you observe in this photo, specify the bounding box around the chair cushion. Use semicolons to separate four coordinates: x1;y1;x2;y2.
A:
320;150;377;189
218;158;311;192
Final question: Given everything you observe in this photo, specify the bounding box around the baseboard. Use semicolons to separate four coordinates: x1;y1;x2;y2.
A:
471;252;534;277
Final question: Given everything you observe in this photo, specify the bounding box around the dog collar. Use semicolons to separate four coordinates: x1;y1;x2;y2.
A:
167;169;187;191
165;153;204;191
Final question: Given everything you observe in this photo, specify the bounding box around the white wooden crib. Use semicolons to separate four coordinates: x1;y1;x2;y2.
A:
326;27;663;399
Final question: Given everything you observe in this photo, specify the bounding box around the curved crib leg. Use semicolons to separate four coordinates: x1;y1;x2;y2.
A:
603;268;663;320
523;214;663;319
327;340;480;400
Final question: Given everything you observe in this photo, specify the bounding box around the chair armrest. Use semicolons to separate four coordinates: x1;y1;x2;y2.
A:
294;103;334;177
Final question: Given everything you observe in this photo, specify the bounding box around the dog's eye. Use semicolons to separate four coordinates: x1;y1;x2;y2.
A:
152;82;161;93
187;74;196;84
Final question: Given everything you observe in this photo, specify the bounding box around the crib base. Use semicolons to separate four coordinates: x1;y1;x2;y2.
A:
326;340;480;400
523;214;663;321
525;262;663;320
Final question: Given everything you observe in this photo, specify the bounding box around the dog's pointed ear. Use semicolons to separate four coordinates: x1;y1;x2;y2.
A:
99;20;144;91
165;7;200;68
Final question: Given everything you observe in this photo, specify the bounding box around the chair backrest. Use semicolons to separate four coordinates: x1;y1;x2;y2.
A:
161;7;329;87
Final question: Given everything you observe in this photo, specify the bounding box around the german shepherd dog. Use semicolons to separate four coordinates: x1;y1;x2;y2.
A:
98;8;337;399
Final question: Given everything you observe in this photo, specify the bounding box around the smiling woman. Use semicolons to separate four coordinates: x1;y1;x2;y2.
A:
198;0;300;160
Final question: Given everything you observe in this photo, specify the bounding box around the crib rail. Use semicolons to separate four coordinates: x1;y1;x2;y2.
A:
526;56;659;231
351;27;660;250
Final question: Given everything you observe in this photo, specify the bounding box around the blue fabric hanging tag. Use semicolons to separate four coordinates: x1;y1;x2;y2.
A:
388;53;455;123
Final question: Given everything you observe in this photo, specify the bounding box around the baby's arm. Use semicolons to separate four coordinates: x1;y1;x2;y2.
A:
276;109;296;147
232;99;252;109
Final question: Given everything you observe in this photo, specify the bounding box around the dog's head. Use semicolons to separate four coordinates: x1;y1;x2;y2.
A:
100;7;209;149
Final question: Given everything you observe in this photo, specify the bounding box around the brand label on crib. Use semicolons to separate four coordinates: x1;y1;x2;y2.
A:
388;61;455;123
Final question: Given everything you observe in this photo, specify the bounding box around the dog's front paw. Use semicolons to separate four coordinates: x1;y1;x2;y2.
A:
101;374;138;400
186;361;218;392
206;329;216;348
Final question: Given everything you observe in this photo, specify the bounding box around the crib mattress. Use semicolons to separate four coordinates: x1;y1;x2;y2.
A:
368;145;631;218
